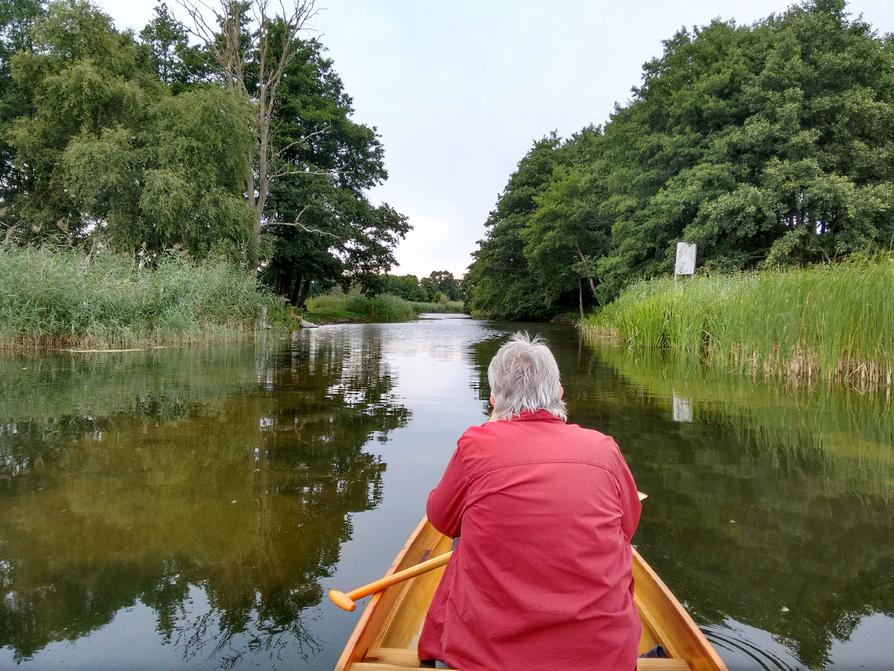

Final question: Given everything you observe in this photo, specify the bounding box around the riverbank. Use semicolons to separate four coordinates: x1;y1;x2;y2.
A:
0;248;467;348
0;247;285;349
583;259;893;389
303;292;464;325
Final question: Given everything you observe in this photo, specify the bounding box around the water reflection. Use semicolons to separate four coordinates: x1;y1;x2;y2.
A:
2;320;892;670
0;332;408;668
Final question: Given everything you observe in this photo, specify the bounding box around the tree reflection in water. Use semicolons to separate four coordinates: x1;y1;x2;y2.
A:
0;330;408;668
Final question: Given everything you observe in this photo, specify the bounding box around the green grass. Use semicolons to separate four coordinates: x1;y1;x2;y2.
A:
584;259;894;388
305;293;464;324
0;246;283;348
407;300;465;313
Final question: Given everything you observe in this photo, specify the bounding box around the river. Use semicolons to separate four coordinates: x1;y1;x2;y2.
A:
1;315;892;670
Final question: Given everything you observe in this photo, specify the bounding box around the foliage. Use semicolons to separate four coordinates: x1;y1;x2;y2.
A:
584;257;894;387
262;37;409;305
304;292;414;323
0;0;408;312
0;246;280;346
373;270;463;302
466;0;894;318
420;270;463;301
0;0;45;204
407;300;465;314
303;291;463;323
3;0;254;258
466;134;561;320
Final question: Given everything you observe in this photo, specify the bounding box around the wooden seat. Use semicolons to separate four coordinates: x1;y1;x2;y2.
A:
361;647;692;670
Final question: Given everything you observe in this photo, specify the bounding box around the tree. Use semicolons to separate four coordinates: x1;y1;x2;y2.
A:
6;1;255;257
7;0;156;243
524;126;610;316
0;0;45;218
261;38;409;305
465;135;560;319
178;0;318;270
139;2;209;91
468;0;894;317
420;271;462;302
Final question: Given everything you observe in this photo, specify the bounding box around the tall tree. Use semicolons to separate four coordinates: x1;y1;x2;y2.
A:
0;0;45;220
465;135;560;320
468;0;894;317
7;0;254;256
261;38;409;305
179;0;318;270
139;2;209;91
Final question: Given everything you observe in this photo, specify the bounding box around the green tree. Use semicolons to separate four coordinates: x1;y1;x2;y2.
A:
261;38;409;306
0;0;45;220
420;270;462;302
465;135;560;320
468;0;894;316
6;1;254;257
138;2;209;91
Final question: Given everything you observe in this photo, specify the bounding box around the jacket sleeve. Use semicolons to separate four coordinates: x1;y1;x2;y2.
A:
612;440;642;542
426;443;469;538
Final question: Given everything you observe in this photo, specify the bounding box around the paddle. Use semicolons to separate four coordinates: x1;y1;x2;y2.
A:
328;490;649;612
329;550;453;611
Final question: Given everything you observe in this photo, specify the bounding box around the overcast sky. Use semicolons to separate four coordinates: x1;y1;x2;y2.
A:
96;0;894;278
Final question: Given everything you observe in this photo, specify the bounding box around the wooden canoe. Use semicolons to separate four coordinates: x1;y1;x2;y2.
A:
334;517;728;671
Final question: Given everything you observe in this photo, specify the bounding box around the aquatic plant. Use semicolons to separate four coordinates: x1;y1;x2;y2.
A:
0;247;282;348
583;259;894;389
305;292;464;323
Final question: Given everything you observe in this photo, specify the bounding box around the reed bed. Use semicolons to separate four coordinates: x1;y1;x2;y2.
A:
583;259;894;389
305;293;464;323
0;247;278;348
407;300;465;313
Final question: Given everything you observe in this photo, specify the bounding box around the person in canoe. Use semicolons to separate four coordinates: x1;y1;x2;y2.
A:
419;332;642;671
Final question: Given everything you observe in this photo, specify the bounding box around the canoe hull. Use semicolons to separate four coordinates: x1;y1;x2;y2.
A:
334;518;727;671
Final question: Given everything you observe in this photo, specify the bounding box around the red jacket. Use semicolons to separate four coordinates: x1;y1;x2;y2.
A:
418;410;642;671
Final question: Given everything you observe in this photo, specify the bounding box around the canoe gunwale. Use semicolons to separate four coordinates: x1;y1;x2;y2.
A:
334;517;431;671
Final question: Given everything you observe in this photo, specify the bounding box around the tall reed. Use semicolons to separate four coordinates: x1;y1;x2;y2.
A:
583;259;894;388
0;247;279;348
305;292;464;323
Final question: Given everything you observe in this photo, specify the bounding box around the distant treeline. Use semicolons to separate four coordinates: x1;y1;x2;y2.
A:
0;0;408;306
466;0;894;320
371;271;463;303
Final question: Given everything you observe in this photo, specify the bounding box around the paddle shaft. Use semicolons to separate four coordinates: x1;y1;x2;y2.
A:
329;550;453;611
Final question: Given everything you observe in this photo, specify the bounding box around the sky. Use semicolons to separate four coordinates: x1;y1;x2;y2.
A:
96;0;894;278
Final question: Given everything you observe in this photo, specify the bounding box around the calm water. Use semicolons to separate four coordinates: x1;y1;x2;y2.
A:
1;316;892;670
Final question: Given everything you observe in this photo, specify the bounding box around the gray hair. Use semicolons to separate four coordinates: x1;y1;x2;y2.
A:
487;332;567;421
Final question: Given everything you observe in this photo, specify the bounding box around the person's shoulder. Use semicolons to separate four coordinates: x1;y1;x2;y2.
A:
457;421;494;448
564;423;625;459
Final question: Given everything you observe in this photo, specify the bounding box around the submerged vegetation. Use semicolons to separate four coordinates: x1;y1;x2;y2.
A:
584;258;894;388
0;247;281;348
466;1;894;320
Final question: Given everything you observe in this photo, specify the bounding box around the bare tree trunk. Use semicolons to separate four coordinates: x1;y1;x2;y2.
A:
297;278;311;309
574;246;599;302
578;278;584;320
179;0;316;274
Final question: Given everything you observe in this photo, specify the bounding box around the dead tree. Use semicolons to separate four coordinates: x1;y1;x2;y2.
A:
178;0;318;272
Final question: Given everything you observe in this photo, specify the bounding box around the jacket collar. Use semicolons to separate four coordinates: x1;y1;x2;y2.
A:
503;409;565;423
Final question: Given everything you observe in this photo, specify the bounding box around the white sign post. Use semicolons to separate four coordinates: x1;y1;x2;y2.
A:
675;242;697;277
